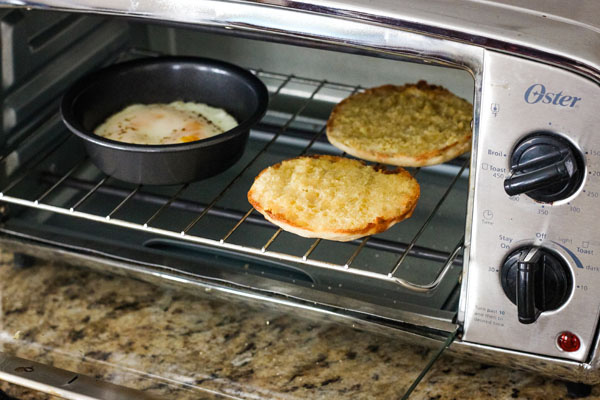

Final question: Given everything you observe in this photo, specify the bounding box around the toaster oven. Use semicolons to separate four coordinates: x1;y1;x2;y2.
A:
0;0;598;397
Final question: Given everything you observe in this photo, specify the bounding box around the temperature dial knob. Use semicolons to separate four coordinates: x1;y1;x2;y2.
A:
501;247;572;324
504;132;584;202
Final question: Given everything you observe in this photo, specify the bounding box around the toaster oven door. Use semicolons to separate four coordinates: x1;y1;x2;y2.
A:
0;243;458;399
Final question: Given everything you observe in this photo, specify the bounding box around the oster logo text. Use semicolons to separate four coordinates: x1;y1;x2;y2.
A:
524;83;581;107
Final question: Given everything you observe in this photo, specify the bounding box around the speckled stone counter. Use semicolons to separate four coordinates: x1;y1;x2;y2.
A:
0;251;598;400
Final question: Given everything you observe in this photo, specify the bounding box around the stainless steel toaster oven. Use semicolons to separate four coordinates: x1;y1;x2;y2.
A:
0;0;598;397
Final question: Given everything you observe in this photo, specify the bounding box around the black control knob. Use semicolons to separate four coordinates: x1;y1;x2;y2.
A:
501;247;572;324
504;132;584;202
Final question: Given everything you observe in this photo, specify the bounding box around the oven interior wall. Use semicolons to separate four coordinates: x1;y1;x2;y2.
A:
142;25;474;100
0;10;474;329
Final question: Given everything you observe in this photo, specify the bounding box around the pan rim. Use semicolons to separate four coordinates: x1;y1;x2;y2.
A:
60;56;268;154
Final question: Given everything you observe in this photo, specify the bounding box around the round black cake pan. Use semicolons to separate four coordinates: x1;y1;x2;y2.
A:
61;56;268;185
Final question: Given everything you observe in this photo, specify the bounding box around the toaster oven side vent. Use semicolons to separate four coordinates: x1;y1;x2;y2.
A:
0;51;467;298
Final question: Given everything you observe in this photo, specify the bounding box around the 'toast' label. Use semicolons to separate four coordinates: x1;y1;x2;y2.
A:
524;83;582;108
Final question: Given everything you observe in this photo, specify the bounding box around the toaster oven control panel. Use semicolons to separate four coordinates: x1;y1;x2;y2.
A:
462;50;600;362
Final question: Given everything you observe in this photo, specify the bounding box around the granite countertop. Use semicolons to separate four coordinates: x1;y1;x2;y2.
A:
0;250;598;400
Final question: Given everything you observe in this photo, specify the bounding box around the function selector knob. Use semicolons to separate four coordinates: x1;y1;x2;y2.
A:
501;247;572;324
503;132;584;202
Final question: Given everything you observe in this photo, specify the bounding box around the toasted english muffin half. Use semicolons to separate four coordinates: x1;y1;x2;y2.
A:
247;155;420;242
326;81;473;167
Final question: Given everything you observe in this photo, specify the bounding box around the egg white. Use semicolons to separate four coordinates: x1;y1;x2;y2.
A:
95;101;238;145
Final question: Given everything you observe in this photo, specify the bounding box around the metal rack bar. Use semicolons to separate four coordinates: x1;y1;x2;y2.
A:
214;79;332;243
302;239;321;261
219;115;334;244
69;176;108;212
0;189;461;292
339;162;419;268
262;228;282;252
290;152;354;260
135;73;293;232
388;160;469;278
1;178;464;295
37;171;462;266
143;183;189;227
241;123;327;250
35;157;88;204
0;63;469;293
344;236;370;268
337;161;383;267
181;75;317;235
420;237;464;291
257;70;359;91
106;184;141;219
221;208;254;242
250;84;363;252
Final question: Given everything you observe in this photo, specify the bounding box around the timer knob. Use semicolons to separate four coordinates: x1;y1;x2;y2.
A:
501;247;572;324
504;132;584;202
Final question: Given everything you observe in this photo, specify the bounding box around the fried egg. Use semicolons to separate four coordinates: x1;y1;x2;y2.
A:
95;101;238;145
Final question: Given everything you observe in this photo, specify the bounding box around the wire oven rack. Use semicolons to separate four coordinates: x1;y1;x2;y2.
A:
0;53;467;294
